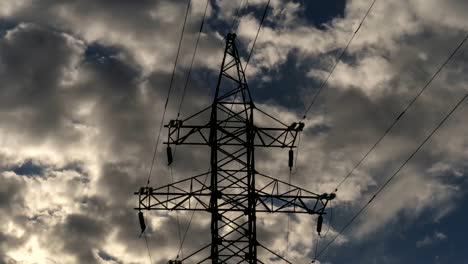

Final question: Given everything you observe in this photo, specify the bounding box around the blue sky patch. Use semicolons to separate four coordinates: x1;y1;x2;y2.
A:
13;160;44;177
85;43;120;63
250;52;321;113
320;188;468;264
0;19;17;39
301;0;346;29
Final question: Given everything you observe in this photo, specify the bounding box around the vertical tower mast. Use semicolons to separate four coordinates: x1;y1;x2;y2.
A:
209;33;256;263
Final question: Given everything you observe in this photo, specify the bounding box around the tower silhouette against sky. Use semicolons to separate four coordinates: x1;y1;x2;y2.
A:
135;33;334;264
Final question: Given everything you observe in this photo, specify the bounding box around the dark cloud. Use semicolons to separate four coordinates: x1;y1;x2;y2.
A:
57;214;107;263
0;174;26;263
0;23;83;146
0;19;16;38
98;250;123;264
0;174;25;214
0;0;468;263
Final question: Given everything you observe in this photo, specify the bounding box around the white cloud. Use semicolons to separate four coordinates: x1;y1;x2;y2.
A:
0;0;31;17
308;56;395;98
416;231;448;248
1;0;468;262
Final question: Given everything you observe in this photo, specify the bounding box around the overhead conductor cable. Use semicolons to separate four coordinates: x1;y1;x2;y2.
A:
313;33;468;261
334;33;468;192
140;0;192;263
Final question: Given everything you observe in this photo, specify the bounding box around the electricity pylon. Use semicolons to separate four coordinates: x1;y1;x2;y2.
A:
135;33;334;264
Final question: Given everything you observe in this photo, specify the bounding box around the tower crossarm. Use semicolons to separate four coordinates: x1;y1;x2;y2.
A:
135;172;212;212
165;115;304;148
255;173;332;214
134;171;334;215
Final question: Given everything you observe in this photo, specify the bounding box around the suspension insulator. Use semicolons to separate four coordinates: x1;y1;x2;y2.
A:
288;149;294;169
138;211;146;233
167;146;173;165
317;215;323;235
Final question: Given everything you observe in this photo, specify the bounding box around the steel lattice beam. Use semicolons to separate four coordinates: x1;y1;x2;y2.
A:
135;173;332;214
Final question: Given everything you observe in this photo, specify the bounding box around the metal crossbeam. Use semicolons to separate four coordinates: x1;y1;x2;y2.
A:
165;110;303;148
135;173;331;214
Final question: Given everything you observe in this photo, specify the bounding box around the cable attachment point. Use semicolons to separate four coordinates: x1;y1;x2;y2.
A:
287;122;305;131
139;187;153;195
288;122;297;130
319;193;336;201
168;119;183;128
297;122;305;131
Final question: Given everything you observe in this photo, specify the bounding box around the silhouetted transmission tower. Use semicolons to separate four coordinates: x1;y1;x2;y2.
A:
135;33;335;264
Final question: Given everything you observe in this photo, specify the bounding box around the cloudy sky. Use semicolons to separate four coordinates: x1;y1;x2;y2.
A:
1;0;468;263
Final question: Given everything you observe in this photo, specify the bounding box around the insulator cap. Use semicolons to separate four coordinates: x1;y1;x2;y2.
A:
138;211;146;233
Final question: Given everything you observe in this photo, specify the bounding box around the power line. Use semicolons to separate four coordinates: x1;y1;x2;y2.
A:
175;173;210;258
143;235;153;264
173;0;226;257
230;0;249;33
286;133;301;257
268;2;356;249
302;0;378;119
333;34;468;192
142;1;192;262
311;200;333;263
176;0;210;118
259;243;293;264
167;1;211;260
314;92;468;261
145;0;192;186
285;169;292;257
259;0;374;209
244;0;271;73
224;0;268;105
312;235;319;263
169;166;184;259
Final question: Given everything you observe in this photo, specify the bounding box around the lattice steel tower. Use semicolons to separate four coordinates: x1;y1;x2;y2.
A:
135;33;334;264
